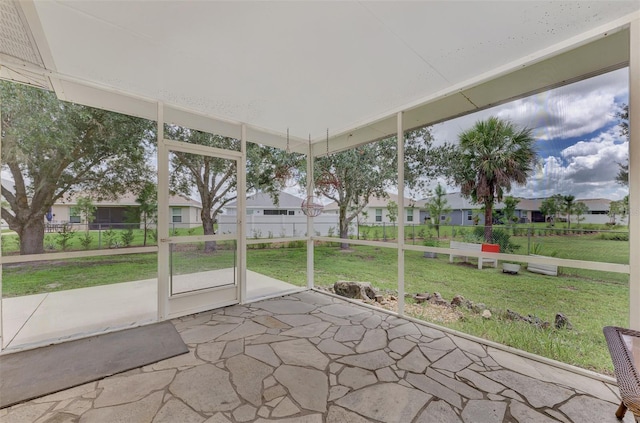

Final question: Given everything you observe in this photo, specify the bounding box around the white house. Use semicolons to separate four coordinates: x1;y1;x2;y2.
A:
219;191;339;237
324;192;423;226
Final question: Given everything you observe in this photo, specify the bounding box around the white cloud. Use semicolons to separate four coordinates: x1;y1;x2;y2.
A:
510;127;628;200
431;67;628;144
431;67;629;200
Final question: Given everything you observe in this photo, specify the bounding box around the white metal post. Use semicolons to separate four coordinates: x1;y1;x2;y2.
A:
307;140;314;289
238;125;247;303
157;103;169;320
629;19;640;330
397;112;405;316
0;100;4;349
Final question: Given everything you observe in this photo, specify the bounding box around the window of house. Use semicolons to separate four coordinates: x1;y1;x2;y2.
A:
440;215;446;221
288;211;294;215
69;214;81;224
375;209;382;222
171;207;182;223
247;209;254;215
467;210;473;221
263;209;288;215
407;209;413;222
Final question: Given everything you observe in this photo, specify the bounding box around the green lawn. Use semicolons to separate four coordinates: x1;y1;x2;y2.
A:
255;245;628;375
0;227;207;254
1;232;630;375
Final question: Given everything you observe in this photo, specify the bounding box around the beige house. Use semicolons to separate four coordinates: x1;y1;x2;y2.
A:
50;192;202;229
324;192;424;225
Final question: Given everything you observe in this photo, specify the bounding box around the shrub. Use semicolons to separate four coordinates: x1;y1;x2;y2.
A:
104;229;117;248
56;224;76;251
44;235;56;250
120;227;135;247
472;226;520;253
79;232;93;250
597;232;629;241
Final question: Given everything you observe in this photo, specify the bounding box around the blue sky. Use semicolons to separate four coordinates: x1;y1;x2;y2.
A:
431;67;629;201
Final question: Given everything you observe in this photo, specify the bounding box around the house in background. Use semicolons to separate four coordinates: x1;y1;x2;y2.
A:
506;197;614;225
419;192;617;226
220;191;339;237
324;192;423;225
51;192;202;229
420;192;486;226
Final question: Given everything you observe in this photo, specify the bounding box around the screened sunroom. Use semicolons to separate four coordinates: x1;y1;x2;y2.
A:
0;1;639;421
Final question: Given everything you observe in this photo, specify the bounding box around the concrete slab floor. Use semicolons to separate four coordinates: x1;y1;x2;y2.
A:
0;290;632;423
1;270;300;350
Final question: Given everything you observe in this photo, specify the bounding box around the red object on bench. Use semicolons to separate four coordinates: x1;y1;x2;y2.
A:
481;243;500;253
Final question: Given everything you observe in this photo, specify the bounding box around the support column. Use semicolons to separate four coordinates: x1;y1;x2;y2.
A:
238;125;247;303
0;101;4;349
397;112;405;316
157;103;169;320
629;19;640;329
307;140;315;289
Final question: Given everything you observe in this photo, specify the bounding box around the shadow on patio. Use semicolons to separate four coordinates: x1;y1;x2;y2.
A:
0;290;631;423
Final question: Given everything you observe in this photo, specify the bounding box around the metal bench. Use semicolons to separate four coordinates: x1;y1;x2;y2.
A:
603;326;640;421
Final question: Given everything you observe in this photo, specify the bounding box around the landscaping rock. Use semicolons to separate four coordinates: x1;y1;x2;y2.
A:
450;295;465;307
333;281;377;301
506;309;550;329
482;310;492;319
555;313;573;330
414;293;431;303
428;292;449;306
472;302;487;313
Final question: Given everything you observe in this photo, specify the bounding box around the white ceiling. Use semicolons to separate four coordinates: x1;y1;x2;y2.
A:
1;1;639;154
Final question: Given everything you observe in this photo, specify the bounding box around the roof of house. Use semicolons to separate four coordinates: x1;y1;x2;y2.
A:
421;193;481;211
225;191;305;209
55;191;202;208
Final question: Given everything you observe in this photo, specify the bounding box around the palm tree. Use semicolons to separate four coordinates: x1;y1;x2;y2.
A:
562;195;576;229
454;117;537;242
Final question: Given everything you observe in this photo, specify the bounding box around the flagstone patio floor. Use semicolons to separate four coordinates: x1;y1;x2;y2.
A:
0;290;632;423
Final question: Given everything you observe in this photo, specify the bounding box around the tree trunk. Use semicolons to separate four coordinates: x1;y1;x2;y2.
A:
484;205;493;243
143;227;148;246
339;207;350;250
19;218;46;255
203;215;216;253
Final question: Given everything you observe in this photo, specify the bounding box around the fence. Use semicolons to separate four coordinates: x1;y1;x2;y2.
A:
218;214;342;238
354;223;629;252
4;221;628;255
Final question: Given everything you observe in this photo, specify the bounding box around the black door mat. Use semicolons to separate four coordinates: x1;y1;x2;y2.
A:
0;321;188;408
